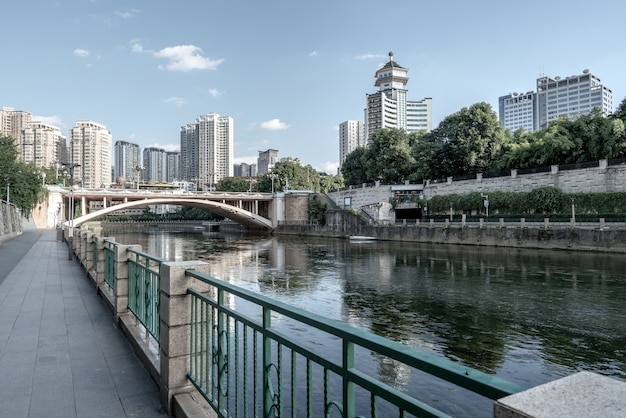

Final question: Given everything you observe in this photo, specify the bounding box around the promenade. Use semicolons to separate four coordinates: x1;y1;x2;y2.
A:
0;230;167;417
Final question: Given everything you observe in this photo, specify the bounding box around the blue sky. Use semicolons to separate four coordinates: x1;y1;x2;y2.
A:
3;0;626;174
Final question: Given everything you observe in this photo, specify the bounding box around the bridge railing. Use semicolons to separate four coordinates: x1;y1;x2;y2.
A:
72;228;527;417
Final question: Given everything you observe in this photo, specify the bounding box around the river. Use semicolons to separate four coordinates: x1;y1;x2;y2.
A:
103;225;626;416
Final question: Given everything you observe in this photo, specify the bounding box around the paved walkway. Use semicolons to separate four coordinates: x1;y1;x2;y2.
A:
0;230;168;417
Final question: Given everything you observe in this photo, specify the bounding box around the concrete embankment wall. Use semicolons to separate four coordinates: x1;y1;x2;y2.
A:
275;211;626;253
0;201;22;243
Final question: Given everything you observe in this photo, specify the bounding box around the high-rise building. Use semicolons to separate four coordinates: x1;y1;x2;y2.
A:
499;70;613;132
180;113;234;190
180;123;198;182
365;52;432;140
0;106;32;151
234;163;257;177
166;151;180;182
69;120;112;188
498;92;536;132
257;149;278;175
21;122;66;168
338;120;365;168
114;140;141;184
536;70;612;130
143;147;167;183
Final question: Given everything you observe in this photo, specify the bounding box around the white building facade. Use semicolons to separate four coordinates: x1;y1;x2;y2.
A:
69;120;112;188
365;52;432;140
499;70;613;132
180;113;233;190
21;122;66;168
498;92;536;132
114;140;141;184
338;120;365;168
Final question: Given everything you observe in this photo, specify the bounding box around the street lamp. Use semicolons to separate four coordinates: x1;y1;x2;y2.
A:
62;162;80;260
481;193;489;219
134;165;144;192
571;198;576;223
269;173;276;194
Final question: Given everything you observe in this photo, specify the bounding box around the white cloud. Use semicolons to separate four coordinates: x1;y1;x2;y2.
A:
153;45;224;72
354;53;383;60
73;48;90;57
208;88;223;97
147;143;180;152
233;156;258;165
130;40;144;53
116;9;140;19
259;119;290;131
33;115;64;127
320;161;340;174
309;51;319;57
163;97;186;107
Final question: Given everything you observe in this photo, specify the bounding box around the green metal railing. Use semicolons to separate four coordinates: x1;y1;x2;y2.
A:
185;269;526;418
104;240;117;291
127;248;163;343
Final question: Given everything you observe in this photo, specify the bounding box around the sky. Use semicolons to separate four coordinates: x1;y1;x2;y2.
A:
3;1;626;174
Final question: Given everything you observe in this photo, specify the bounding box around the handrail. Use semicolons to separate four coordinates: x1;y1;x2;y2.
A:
185;269;526;417
127;248;165;343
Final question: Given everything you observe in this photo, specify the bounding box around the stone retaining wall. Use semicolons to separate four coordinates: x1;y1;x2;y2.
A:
0;201;22;242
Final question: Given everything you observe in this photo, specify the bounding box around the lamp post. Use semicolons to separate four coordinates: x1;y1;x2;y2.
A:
134;165;144;192
62;162;80;260
481;193;489;219
269;173;276;194
571;198;576;223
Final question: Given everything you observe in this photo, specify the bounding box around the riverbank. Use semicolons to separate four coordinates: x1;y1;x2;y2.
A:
275;219;626;253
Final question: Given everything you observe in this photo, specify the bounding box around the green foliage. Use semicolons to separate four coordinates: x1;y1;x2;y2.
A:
413;103;509;179
319;174;344;193
0;135;46;216
257;161;322;192
527;187;564;214
425;188;626;217
308;197;327;225
215;177;252;192
341;97;626;186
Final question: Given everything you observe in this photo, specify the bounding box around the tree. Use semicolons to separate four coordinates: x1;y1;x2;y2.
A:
364;129;418;183
215;177;252;192
256;161;322;192
341;147;368;185
422;102;509;178
0;135;46;216
319;174;344;193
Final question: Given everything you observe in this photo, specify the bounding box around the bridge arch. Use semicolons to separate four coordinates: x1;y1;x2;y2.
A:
65;198;273;232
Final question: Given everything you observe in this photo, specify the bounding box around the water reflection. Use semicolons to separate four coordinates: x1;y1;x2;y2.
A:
105;226;626;392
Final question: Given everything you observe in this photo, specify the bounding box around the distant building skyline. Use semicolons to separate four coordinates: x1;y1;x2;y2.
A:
338;120;365;169
257;149;278;175
499;70;613;132
180;112;234;190
69;120;112;188
364;52;432;140
114;140;141;184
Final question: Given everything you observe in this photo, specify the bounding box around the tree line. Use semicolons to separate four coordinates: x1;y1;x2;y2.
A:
342;98;626;185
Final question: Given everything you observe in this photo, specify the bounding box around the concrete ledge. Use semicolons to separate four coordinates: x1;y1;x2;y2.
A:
172;392;217;418
495;371;626;417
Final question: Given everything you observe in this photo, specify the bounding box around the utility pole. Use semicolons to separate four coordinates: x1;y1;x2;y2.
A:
62;162;80;260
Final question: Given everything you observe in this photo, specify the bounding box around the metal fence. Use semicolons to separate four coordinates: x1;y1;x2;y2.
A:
127;248;164;343
104;240;117;292
185;269;526;417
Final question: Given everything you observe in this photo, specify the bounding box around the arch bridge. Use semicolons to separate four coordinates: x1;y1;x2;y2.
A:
59;188;283;232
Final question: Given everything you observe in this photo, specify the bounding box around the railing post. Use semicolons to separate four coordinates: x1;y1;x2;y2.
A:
80;230;92;269
85;232;95;277
159;260;210;415
95;236;112;289
113;244;140;320
343;340;355;418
